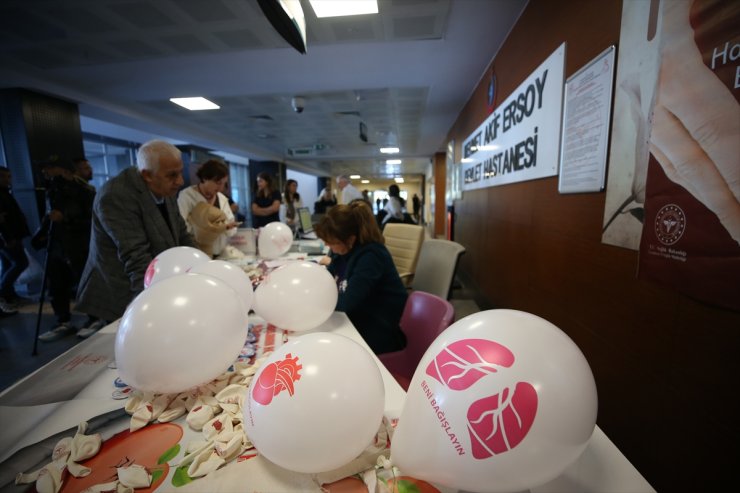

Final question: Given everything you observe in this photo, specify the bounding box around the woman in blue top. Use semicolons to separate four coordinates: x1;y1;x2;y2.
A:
251;172;281;227
315;200;408;354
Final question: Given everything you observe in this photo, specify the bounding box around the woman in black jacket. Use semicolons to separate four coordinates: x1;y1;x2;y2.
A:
315;201;408;354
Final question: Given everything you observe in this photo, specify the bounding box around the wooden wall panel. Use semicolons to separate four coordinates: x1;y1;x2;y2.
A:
447;1;740;490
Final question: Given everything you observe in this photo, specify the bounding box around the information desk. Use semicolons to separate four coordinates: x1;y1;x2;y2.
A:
0;314;654;492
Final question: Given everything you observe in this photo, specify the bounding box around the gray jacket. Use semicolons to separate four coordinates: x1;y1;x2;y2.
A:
76;167;195;321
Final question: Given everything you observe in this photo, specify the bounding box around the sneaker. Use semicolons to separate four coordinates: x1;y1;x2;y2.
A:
0;297;19;313
0;306;18;317
38;323;75;342
77;319;107;339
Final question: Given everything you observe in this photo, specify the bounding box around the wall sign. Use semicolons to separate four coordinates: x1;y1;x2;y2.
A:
461;43;566;191
558;45;616;194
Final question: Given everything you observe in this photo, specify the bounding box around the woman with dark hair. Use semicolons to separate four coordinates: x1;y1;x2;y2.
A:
177;159;238;256
280;179;303;230
315;201;408;354
251;172;281;228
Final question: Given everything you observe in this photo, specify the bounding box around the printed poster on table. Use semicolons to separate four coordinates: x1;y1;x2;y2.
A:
461;43;565;191
637;0;740;311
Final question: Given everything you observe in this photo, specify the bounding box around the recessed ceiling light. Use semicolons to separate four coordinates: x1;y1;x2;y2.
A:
309;0;378;18
350;174;361;179
380;147;399;154
361;179;370;184
394;177;405;183
170;97;220;110
386;159;402;165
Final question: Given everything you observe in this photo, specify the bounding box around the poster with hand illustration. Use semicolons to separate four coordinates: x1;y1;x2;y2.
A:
604;0;739;310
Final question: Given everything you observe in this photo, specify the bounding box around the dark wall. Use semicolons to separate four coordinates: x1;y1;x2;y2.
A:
447;1;739;491
0;88;84;229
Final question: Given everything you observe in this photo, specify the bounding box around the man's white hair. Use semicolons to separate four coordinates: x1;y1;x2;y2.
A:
136;140;181;172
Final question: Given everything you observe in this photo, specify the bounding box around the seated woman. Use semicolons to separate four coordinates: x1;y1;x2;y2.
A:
251;172;281;228
177;159;238;257
280;179;303;232
315;201;408;354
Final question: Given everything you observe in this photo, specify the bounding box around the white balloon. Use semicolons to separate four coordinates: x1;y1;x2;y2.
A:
243;332;385;473
188;260;253;315
116;273;248;394
391;309;597;493
253;261;337;331
144;246;209;288
257;222;293;259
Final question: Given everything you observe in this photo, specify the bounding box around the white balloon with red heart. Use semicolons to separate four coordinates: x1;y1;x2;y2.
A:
258;221;293;259
243;332;385;473
391;309;597;493
144;246;209;288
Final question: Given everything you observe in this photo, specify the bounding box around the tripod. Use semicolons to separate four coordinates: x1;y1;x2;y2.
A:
31;220;54;356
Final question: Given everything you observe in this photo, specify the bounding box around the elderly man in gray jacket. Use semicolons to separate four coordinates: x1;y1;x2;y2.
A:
75;140;195;324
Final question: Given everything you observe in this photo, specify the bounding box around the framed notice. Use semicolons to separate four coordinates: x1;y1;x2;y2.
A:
558;45;616;193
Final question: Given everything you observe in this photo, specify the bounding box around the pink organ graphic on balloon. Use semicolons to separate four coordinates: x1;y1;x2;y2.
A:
252;353;302;405
425;338;538;459
144;258;157;288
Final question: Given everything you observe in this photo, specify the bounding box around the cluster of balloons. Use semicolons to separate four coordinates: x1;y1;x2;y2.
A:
117;247;254;394
116;224;339;394
115;231;599;491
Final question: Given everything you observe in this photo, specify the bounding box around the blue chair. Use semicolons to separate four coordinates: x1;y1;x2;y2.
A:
379;291;455;390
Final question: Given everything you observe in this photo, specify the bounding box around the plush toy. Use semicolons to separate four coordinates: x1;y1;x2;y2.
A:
188;202;227;257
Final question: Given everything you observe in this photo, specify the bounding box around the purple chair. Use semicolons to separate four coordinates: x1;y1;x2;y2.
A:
379;291;455;391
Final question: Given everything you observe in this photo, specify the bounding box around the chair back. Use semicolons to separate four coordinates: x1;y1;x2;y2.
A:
411;239;466;299
379;291;455;388
383;223;424;286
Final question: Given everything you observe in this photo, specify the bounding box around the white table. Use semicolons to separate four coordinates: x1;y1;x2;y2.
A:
0;313;654;493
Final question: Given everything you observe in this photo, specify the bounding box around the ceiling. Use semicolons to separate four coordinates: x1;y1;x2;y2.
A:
0;0;527;181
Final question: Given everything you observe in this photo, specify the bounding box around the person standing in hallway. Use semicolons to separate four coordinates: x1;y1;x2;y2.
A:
75;140;195;324
280;179;303;232
412;193;421;223
251;172;281;228
177;159;238;257
36;161;97;341
0;167;29;316
336;174;363;204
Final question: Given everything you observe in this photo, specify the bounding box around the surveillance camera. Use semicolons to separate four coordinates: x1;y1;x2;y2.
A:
291;96;305;113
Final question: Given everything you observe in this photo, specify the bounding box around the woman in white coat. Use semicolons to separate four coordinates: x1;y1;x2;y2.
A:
177;159;238;256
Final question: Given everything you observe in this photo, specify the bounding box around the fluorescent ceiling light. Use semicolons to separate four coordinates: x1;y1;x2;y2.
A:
386;159;402;165
350;174;361;179
361;179;370;184
380;147;399;154
170;97;219;110
394;177;405;183
309;0;378;18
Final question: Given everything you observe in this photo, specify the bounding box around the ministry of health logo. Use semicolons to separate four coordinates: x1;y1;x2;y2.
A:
654;204;686;245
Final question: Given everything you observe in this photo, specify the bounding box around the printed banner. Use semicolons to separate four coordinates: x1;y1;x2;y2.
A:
638;0;740;311
461;43;565;191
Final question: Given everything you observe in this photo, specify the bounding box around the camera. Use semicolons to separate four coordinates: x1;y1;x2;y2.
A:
291;96;305;113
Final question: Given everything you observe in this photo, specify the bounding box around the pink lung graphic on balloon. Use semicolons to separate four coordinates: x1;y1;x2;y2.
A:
144;258;157;288
426;339;515;390
467;382;538;458
426;338;538;458
251;353;302;405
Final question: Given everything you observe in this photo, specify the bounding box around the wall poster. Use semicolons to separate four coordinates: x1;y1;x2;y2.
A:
618;0;740;311
559;45;616;194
